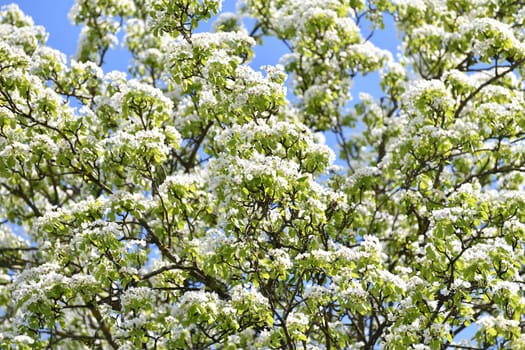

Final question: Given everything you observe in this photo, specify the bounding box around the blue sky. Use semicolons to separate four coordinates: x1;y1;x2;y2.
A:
1;1;80;55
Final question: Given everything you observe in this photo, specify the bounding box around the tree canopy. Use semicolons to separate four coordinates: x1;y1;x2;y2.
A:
2;0;525;349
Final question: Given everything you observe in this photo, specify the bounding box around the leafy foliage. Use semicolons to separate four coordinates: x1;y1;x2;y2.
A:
1;0;525;349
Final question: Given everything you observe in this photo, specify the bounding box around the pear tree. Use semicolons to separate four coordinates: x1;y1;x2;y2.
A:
1;0;525;349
